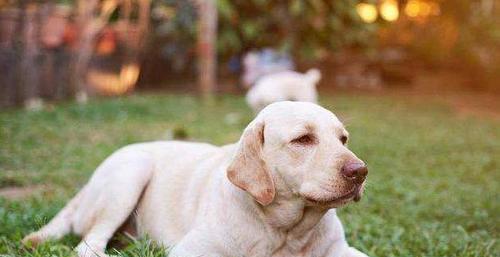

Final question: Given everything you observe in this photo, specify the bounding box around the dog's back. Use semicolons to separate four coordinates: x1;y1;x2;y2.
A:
133;141;234;244
246;69;321;112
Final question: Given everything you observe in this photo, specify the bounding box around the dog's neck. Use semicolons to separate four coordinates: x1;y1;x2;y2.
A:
222;157;331;239
260;196;328;232
256;187;334;255
224;172;334;255
258;172;330;233
224;171;328;232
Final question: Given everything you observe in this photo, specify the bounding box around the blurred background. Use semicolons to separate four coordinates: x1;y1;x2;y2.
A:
0;0;498;108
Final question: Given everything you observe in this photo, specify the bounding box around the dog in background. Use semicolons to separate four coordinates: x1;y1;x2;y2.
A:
246;69;321;113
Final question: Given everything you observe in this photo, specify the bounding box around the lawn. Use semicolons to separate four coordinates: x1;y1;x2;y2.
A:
0;93;498;257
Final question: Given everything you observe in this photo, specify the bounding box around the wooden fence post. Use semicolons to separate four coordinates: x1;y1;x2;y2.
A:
20;4;41;108
0;8;19;107
73;0;118;103
197;0;217;99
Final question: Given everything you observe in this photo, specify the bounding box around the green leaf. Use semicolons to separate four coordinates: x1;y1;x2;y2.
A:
290;0;304;16
217;0;235;19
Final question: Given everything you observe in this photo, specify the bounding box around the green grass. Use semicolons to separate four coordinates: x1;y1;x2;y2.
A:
0;93;498;257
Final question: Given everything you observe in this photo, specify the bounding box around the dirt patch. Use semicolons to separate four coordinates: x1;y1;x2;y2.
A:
320;68;500;120
0;185;45;200
391;91;500;120
406;70;500;120
443;93;500;120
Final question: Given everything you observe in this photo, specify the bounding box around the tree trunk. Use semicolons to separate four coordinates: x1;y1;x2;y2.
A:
121;0;150;80
0;8;19;108
197;0;217;98
20;4;41;108
72;0;118;102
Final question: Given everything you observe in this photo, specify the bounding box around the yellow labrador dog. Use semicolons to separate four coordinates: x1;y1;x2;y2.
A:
23;101;369;257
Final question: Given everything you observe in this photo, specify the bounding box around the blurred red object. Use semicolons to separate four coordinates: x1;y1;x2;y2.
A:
96;27;117;55
41;13;67;48
62;22;78;49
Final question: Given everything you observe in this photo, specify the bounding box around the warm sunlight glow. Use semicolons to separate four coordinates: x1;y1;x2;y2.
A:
380;0;399;22
120;63;141;91
430;2;440;15
404;0;441;19
405;0;420;18
356;3;378;23
87;63;141;95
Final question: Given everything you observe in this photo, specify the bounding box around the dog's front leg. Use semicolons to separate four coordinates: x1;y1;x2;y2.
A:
169;230;232;257
321;240;368;257
320;214;369;257
318;237;369;257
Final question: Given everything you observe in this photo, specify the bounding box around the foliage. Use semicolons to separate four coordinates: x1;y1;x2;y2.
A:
0;94;498;256
407;0;500;88
152;0;376;68
2;0;377;74
216;0;376;60
448;0;500;87
151;0;198;72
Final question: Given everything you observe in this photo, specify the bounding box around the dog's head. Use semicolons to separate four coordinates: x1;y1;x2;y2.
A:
227;101;367;208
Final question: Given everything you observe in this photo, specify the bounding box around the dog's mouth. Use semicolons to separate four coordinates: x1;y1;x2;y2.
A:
303;185;363;206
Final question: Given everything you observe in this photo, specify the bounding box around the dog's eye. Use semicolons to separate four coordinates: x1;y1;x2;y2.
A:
340;135;348;145
291;134;316;145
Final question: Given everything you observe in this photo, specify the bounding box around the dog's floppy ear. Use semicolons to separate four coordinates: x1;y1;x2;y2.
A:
227;121;275;206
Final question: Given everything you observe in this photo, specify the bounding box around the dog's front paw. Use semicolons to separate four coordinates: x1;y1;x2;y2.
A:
75;242;109;257
21;232;44;248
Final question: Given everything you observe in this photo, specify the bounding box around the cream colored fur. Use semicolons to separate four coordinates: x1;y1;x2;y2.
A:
23;101;369;257
246;69;321;113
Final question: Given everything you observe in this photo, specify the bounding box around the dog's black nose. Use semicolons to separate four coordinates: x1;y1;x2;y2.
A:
341;162;368;183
